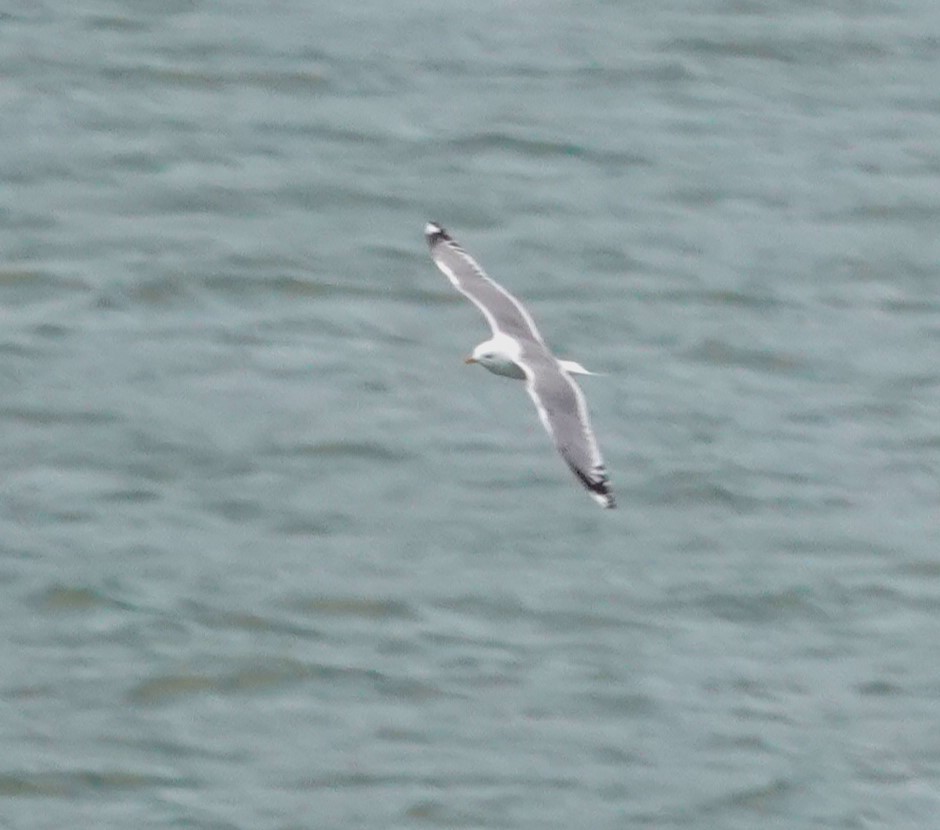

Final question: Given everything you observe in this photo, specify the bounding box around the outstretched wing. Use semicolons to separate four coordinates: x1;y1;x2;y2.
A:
520;345;615;509
425;222;545;345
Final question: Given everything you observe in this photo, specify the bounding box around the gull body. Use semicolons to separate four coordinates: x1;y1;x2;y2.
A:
466;336;599;379
424;222;615;508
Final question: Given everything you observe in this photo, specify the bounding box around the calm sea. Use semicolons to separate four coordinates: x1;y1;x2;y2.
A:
1;2;938;828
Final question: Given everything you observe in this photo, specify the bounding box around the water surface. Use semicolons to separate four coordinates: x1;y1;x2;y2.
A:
1;2;939;828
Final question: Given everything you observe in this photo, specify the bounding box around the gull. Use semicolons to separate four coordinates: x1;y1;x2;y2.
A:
425;222;615;508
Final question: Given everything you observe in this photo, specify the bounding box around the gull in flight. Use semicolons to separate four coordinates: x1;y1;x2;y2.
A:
425;222;615;508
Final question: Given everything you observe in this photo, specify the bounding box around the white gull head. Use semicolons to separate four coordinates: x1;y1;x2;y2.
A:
466;334;526;379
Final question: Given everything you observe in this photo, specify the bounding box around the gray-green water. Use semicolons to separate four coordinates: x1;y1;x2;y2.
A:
2;2;939;828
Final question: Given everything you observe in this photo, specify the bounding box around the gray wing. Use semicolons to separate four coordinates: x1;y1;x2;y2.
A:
425;222;546;345
520;345;615;509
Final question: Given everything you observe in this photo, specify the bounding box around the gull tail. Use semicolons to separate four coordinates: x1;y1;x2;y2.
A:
559;360;603;377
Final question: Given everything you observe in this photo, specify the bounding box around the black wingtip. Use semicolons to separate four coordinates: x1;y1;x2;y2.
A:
424;221;449;243
571;466;616;509
591;485;616;509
